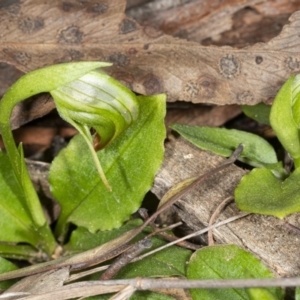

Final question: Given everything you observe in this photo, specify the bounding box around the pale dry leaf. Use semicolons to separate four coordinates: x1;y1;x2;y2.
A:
126;0;298;44
108;285;136;300
1;267;69;300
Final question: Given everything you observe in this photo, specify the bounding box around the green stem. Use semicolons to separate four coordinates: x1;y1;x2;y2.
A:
68;122;112;191
294;157;300;169
0;244;41;261
82;131;112;192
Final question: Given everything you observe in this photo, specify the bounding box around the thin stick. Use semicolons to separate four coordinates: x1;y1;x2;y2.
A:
140;144;244;232
67;215;246;282
99;239;152;280
149;229;201;251
139;208;200;250
15;277;300;300
134;212;250;262
67;265;109;282
102;277;300;289
285;222;300;235
208;196;234;246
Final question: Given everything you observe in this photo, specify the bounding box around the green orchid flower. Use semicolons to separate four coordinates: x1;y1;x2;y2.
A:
51;70;139;190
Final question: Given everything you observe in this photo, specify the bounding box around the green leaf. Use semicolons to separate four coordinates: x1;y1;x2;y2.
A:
270;75;300;167
187;245;283;300
235;167;300;218
50;94;166;236
0;151;41;247
241;103;271;125
171;124;278;168
0;257;18;290
0;244;38;261
246;288;281;300
296;286;300;300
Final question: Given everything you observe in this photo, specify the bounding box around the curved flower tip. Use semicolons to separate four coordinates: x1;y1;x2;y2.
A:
50;68;140;190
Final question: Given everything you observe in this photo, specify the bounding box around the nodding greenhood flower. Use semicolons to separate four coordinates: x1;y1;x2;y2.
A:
50;70;139;191
0;62;139;193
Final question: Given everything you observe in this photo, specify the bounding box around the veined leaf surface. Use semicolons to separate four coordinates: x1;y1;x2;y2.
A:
50;94;166;235
171;124;278;168
187;245;283;300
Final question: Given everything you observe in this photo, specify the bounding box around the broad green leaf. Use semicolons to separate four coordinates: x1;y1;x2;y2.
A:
187;245;283;300
270;75;300;167
171;124;278;168
50;94;166;236
235;167;300;218
0;257;18;290
242;103;271;125
0;151;41;246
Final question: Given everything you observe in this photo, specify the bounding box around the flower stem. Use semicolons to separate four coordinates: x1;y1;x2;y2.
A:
72;123;112;191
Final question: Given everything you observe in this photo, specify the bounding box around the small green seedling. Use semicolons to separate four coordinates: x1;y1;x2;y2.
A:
171;74;300;219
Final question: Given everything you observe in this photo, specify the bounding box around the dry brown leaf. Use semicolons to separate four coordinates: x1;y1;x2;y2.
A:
2;268;69;300
127;0;300;46
4;281;123;300
1;0;300;108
